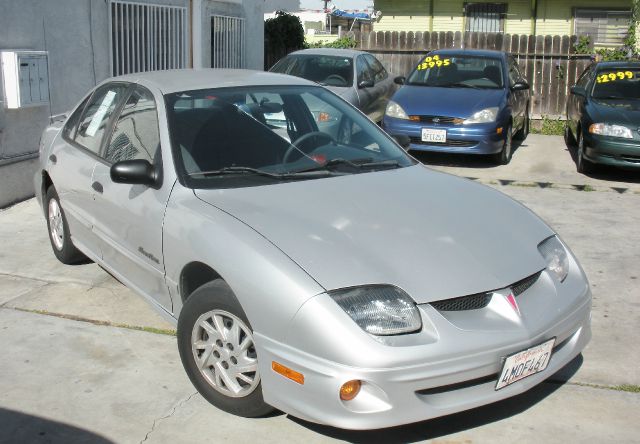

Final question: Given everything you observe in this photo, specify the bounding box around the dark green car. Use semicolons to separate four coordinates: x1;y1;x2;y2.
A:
565;61;640;173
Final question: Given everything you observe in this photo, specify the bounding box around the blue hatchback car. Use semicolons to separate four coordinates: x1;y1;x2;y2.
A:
382;49;530;164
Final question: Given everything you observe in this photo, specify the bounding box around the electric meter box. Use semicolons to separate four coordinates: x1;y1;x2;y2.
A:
1;50;50;109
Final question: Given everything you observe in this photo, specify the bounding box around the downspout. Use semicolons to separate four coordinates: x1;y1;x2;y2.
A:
429;0;434;33
192;0;203;68
531;0;538;36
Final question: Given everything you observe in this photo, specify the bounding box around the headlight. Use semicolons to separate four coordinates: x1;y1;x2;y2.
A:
537;236;569;282
329;285;422;335
385;101;410;120
588;123;633;138
463;107;499;124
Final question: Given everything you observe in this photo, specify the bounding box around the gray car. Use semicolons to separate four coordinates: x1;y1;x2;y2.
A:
269;48;395;123
35;69;591;430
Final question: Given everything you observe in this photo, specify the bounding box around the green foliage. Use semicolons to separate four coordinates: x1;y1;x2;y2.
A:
531;117;565;136
265;11;306;52
306;36;358;49
573;35;592;55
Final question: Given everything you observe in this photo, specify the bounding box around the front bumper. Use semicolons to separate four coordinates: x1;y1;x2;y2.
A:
382;116;506;155
256;272;592;430
583;133;640;170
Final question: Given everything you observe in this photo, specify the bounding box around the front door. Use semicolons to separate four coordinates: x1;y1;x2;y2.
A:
90;86;173;311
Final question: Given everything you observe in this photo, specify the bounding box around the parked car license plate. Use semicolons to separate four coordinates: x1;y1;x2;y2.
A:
421;128;446;143
495;338;555;390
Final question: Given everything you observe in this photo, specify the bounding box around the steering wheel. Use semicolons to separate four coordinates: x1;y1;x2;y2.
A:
283;131;336;163
323;74;347;86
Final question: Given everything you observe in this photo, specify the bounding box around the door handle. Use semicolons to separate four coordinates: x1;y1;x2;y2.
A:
91;181;103;194
49;154;57;164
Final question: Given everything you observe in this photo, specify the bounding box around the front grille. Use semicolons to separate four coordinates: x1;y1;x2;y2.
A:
512;271;542;297
430;292;492;311
413;115;461;124
409;137;477;147
429;271;543;312
620;155;640;163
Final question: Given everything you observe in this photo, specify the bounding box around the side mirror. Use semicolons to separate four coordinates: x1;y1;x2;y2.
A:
393;134;411;150
511;81;530;91
394;76;406;85
358;79;375;89
570;85;586;97
110;159;159;188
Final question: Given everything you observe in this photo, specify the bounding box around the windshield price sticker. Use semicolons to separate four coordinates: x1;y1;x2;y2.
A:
417;55;451;70
597;71;635;83
495;338;555;390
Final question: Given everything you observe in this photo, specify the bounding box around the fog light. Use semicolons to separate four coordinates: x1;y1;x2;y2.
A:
339;380;361;401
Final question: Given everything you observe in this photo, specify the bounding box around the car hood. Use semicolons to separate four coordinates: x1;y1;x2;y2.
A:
392;85;505;118
588;99;640;126
194;165;552;303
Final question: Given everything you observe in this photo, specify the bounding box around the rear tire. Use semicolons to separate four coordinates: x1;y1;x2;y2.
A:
45;186;88;264
177;279;274;418
495;125;513;165
576;130;595;174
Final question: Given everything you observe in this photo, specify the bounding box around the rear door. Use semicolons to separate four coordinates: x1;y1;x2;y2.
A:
355;55;378;121
90;85;173;311
47;83;129;257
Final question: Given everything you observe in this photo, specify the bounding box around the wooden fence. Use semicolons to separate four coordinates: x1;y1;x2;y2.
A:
353;30;594;118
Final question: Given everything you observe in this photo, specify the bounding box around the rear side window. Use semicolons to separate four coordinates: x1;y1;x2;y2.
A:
105;87;161;164
364;54;388;83
356;55;373;84
62;96;90;141
74;84;128;154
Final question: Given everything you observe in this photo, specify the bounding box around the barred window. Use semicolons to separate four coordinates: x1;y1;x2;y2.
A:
211;15;245;68
465;3;507;33
574;9;631;46
109;0;188;76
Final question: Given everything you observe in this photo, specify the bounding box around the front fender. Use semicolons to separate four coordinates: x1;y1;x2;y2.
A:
163;183;325;341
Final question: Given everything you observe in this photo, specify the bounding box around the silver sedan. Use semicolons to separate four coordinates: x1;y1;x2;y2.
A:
269;48;395;123
35;69;591;430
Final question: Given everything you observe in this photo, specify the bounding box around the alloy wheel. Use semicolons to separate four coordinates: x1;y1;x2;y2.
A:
191;309;260;398
48;198;65;251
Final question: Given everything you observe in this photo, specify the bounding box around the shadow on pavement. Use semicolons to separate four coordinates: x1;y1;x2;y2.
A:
290;354;583;444
410;140;527;169
0;407;113;443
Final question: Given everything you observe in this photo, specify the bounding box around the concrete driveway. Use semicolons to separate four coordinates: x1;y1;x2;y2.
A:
0;135;638;443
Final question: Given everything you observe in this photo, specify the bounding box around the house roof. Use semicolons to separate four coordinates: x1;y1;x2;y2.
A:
110;69;315;94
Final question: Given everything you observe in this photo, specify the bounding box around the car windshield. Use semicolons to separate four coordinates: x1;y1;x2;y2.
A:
407;54;504;89
270;55;354;87
165;85;414;189
591;67;640;99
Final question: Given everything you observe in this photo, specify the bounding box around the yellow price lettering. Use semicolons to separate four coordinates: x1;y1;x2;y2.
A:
626;71;633;79
433;55;440;61
416;57;451;70
617;72;625;79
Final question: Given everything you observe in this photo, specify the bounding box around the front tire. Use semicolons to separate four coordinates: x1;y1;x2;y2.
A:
495;125;513;165
45;186;87;264
576;130;595;174
177;280;273;418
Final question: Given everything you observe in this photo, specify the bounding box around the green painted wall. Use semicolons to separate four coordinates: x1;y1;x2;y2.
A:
374;0;632;36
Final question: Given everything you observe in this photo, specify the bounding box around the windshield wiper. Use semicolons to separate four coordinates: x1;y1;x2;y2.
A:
293;158;402;174
187;166;313;180
447;82;481;89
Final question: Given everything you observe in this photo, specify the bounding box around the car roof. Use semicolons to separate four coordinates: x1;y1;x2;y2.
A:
429;48;507;59
110;68;316;94
595;61;640;68
287;48;368;58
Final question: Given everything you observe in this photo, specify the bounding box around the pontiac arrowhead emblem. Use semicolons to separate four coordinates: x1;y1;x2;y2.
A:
505;293;520;316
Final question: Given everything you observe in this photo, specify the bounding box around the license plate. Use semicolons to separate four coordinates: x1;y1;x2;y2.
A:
495;338;555;390
421;128;446;143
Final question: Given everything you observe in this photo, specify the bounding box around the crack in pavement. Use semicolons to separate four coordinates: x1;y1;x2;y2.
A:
140;391;199;444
